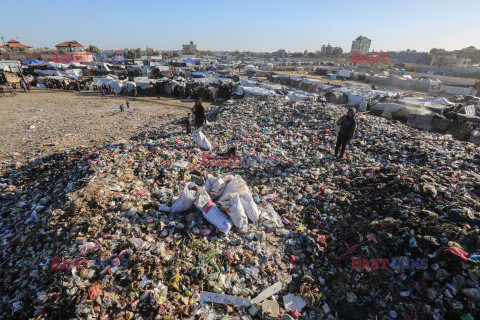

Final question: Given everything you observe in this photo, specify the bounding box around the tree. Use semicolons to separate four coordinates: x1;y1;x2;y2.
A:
126;50;135;59
332;47;343;56
135;48;142;58
87;45;100;53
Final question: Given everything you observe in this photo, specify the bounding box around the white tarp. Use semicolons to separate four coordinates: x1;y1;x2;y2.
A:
0;60;22;73
194;77;233;85
287;91;318;101
133;77;154;89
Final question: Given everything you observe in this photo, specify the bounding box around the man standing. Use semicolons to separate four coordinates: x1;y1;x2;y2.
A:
334;108;356;159
192;98;206;129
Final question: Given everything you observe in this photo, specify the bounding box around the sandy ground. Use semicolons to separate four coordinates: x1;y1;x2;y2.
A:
0;89;217;172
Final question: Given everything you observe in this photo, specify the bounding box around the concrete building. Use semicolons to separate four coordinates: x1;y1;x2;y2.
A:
55;41;85;52
182;41;197;54
351;36;371;53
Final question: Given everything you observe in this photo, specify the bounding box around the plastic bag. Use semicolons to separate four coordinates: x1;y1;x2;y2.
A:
201;202;232;234
205;176;226;200
259;203;284;228
239;190;260;223
170;182;198;213
220;193;248;230
194;187;212;211
193;127;212;151
219;175;259;222
220;175;250;199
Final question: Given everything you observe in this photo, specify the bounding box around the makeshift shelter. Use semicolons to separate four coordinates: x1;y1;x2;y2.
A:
23;59;43;66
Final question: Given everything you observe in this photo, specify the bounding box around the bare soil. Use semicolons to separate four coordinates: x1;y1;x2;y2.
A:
0;89;217;172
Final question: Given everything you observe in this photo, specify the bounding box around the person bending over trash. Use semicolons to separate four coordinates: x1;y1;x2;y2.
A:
192;98;206;129
334;108;356;159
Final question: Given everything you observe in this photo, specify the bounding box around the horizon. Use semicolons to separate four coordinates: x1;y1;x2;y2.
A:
2;0;479;53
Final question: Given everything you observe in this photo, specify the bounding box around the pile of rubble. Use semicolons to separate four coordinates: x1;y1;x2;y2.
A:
1;97;480;320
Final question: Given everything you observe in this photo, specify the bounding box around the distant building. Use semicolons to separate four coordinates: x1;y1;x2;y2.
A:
51;40;92;62
320;44;342;57
0;39;33;52
273;49;287;58
55;40;85;52
182;41;197;54
462;46;477;53
351;36;371;53
430;52;471;67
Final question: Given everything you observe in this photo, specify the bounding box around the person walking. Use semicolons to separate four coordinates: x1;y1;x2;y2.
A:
112;88;118;99
191;98;206;129
334;108;356;159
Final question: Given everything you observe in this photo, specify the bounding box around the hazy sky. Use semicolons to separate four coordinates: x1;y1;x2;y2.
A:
2;0;478;52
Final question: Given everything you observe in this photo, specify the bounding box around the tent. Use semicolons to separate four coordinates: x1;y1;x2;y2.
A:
23;59;43;66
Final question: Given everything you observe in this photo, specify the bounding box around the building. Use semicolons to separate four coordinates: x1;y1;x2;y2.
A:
51;40;92;63
182;41;197;55
0;39;33;52
55;40;85;52
351;36;371;53
462;46;477;53
273;49;287;58
430;52;471;67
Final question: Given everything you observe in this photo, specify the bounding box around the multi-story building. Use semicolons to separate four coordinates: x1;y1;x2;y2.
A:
274;49;287;58
55;40;85;52
182;41;197;55
351;36;371;53
52;40;92;62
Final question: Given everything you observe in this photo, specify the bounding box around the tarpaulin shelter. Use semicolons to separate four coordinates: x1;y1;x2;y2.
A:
23;59;43;66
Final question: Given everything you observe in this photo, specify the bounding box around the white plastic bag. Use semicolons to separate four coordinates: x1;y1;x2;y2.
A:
205;176;226;200
201;202;232;234
220;193;248;230
193;127;212;151
220;175;249;199
170;182;198;213
259;203;284;228
219;175;259;222
194;187;212;211
239;190;260;223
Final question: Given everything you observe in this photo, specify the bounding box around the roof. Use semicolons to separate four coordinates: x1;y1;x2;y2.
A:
355;36;371;41
114;50;123;54
56;41;84;48
1;39;32;48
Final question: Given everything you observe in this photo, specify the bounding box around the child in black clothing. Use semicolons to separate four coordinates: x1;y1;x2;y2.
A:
185;113;192;134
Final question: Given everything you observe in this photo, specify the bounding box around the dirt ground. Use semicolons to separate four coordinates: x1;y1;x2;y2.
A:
0;89;217;172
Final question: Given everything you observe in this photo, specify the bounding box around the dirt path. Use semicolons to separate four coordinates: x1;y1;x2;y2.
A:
0;89;217;171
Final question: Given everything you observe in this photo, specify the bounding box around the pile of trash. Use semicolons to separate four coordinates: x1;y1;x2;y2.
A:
1;97;480;320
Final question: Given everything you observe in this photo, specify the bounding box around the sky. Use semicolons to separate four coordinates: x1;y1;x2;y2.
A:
1;0;479;53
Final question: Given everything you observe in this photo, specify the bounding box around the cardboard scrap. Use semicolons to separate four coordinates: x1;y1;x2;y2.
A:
251;281;283;304
200;291;252;307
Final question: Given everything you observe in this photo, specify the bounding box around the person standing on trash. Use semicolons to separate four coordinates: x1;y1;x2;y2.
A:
185;113;192;134
192;98;206;129
334;108;356;159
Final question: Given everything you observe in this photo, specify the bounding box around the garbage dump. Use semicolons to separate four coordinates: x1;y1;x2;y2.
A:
1;97;480;320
